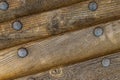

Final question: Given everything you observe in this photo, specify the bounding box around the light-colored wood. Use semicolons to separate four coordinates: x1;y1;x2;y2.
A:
15;52;120;80
0;0;86;23
0;19;120;80
0;0;120;50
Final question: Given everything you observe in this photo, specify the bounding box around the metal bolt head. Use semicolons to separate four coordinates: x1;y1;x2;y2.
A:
93;27;104;37
18;48;28;58
12;21;23;31
88;1;98;11
0;1;9;11
102;58;111;67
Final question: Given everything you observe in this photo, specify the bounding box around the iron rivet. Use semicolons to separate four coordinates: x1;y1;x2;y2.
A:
88;1;98;11
0;1;9;11
12;21;23;31
93;27;104;37
102;58;111;67
18;48;28;58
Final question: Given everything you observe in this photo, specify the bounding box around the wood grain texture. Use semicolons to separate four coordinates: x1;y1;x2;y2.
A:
0;0;86;23
0;0;120;50
0;19;120;80
15;52;120;80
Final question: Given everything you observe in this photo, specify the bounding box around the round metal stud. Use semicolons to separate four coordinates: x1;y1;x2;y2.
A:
93;27;104;37
88;1;98;11
12;21;23;31
0;1;9;11
18;48;28;58
102;58;111;67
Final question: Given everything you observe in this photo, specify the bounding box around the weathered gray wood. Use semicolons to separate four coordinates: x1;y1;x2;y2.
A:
0;19;120;79
0;0;120;50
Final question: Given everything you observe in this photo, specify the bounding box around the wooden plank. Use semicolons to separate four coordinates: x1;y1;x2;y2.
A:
0;19;120;80
0;0;86;23
15;52;120;80
0;0;120;50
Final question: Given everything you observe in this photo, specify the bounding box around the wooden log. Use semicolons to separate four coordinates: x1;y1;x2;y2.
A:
0;0;120;50
0;19;120;80
0;0;86;23
15;52;120;80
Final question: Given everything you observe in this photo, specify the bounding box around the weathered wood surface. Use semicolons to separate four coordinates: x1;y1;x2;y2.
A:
15;52;120;80
0;0;86;23
0;0;120;50
0;19;120;80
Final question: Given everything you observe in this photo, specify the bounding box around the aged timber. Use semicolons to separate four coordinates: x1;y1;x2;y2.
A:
0;0;86;23
0;19;120;79
0;0;120;50
15;52;120;80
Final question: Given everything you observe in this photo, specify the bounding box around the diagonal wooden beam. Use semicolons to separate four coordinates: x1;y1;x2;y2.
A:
0;0;86;23
0;19;120;80
0;0;120;50
15;52;120;80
